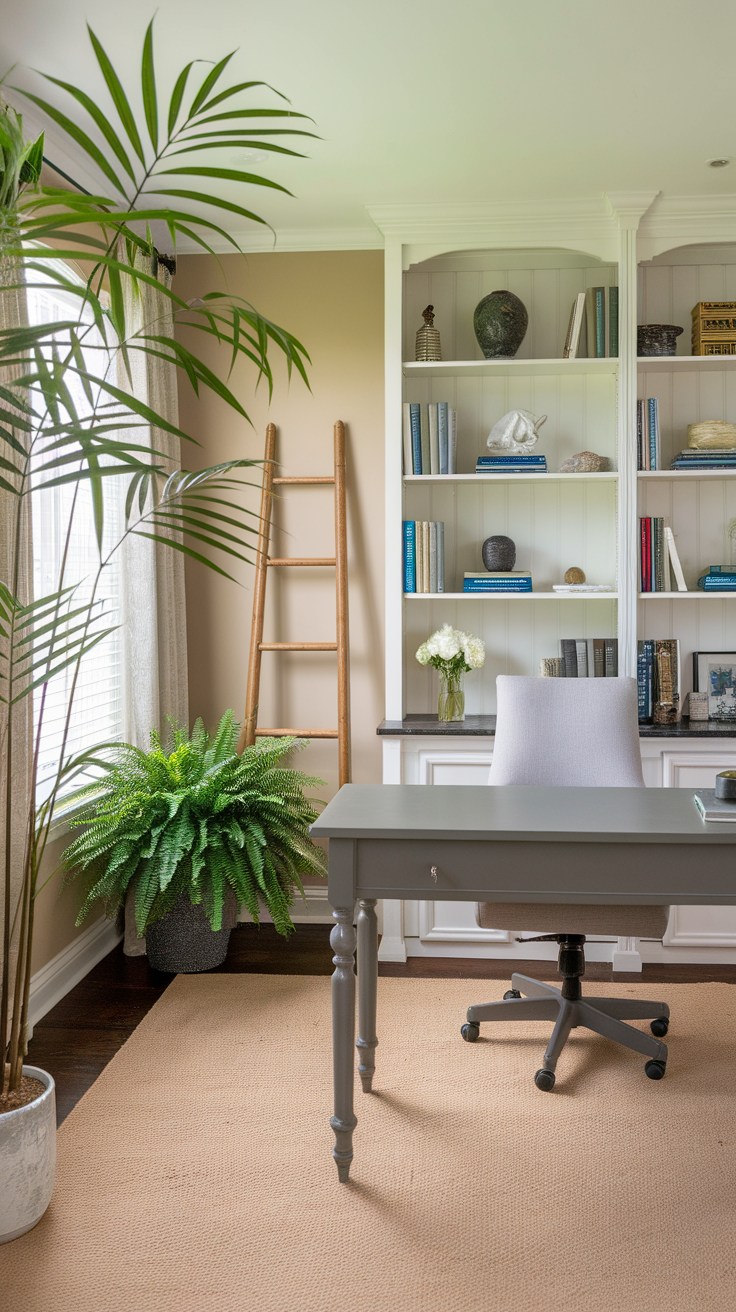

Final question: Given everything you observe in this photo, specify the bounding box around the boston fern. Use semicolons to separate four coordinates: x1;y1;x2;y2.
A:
63;712;327;937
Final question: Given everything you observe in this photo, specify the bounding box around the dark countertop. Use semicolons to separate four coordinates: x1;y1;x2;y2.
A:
377;714;736;738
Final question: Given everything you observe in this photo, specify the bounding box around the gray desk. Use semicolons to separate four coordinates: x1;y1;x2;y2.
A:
310;784;736;1181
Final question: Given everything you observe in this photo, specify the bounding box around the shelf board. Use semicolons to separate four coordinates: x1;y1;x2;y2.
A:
639;591;736;599
404;472;618;483
405;591;618;601
639;469;736;479
403;357;618;379
637;354;736;373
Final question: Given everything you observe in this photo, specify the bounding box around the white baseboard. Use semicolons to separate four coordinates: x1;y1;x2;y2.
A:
238;885;334;926
28;917;123;1036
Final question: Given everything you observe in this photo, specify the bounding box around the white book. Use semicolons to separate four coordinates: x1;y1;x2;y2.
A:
564;292;586;359
429;520;438;592
665;526;687;591
428;404;440;474
448;408;457;474
402;402;412;476
586;638;596;678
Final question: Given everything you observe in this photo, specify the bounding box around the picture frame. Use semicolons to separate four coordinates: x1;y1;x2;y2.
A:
692;651;736;720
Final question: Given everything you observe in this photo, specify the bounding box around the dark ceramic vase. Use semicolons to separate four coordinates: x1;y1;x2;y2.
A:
482;535;516;571
637;324;683;356
473;290;528;359
146;895;233;973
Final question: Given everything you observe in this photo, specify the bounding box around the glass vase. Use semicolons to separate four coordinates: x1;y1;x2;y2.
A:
438;670;465;722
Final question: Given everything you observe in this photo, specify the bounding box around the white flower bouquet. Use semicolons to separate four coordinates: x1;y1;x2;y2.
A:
416;624;485;722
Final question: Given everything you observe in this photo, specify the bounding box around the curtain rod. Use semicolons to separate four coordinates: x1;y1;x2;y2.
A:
40;155;177;273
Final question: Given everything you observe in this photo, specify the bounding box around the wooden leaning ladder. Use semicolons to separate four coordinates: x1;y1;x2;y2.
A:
238;421;351;786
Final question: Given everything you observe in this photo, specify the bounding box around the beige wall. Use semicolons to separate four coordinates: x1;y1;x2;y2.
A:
174;250;385;803
30;832;102;976
28;249;384;976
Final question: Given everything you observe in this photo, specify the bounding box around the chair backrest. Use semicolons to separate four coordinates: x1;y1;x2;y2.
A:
488;676;645;788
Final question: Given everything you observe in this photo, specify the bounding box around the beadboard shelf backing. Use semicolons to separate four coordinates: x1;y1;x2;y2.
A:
407;476;617;595
404;358;618;379
639;470;736;480
403;247;618;362
403;595;618;717
639;591;736;599
405;371;617;474
637;355;736;374
405;592;619;600
405;472;619;483
639;410;736;593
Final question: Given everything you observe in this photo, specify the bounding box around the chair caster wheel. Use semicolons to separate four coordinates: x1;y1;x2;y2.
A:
645;1059;666;1080
461;1023;480;1043
534;1069;555;1091
650;1017;669;1037
504;989;522;1000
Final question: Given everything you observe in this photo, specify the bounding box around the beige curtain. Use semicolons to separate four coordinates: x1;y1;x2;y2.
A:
0;258;34;1027
120;253;189;954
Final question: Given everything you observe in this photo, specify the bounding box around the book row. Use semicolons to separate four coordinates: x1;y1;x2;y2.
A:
540;638;619;678
637;639;681;725
403;403;458;475
403;521;444;593
563;286;619;360
639;518;687;592
637;398;661;471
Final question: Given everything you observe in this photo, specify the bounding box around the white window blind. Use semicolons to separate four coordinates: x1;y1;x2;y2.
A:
27;267;124;799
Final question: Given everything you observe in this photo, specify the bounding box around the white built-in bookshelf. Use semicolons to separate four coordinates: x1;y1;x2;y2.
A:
368;197;736;966
369;197;736;728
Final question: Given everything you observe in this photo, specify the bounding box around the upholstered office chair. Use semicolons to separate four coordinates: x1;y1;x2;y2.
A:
461;676;671;1090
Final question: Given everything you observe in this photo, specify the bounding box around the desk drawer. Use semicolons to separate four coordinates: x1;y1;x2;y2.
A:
354;837;736;904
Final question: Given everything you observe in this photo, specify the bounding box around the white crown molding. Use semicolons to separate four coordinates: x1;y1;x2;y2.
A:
175;226;384;255
365;197;622;265
638;192;736;260
604;191;660;229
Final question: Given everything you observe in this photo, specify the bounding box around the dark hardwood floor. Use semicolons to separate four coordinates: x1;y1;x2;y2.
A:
26;922;736;1125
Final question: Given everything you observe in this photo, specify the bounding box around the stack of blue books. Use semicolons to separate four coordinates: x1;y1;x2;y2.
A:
475;454;547;474
463;572;532;593
697;566;736;591
670;449;736;471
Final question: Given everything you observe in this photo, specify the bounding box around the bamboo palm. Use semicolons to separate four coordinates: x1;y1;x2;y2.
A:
0;18;318;1098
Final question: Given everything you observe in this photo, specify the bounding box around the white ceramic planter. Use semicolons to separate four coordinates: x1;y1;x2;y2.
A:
0;1066;56;1243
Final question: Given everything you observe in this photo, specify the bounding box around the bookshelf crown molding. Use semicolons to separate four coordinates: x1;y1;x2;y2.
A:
365;197;623;265
638;193;736;260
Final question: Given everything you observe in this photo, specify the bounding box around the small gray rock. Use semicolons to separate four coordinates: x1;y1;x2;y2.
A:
558;450;608;473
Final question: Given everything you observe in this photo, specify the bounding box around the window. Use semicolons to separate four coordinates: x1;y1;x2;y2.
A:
26;265;124;799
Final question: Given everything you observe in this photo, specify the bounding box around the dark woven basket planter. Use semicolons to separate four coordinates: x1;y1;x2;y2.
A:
146;896;233;973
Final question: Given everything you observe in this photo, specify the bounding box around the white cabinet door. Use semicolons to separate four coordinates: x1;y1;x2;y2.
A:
661;751;736;949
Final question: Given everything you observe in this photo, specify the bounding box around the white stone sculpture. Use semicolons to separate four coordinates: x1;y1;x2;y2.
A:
486;409;547;454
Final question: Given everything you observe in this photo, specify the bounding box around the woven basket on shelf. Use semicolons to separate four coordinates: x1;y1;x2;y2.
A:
686;420;736;449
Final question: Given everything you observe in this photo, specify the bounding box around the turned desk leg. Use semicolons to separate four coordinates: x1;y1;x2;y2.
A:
330;906;357;1182
356;899;378;1092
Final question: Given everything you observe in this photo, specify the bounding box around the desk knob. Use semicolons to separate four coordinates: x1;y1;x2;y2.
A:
430;865;438;882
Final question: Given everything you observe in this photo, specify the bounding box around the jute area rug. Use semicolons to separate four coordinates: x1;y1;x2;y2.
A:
2;975;736;1312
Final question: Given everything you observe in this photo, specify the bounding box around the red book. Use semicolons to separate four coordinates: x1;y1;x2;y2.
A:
645;517;652;592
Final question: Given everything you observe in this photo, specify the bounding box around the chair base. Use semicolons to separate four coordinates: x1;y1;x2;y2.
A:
464;972;669;1085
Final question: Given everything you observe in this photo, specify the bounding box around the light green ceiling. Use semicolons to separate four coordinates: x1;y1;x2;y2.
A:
3;0;735;249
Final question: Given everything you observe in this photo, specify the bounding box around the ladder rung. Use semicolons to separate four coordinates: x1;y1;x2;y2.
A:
258;642;337;651
267;557;336;567
272;476;334;485
255;728;339;739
